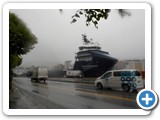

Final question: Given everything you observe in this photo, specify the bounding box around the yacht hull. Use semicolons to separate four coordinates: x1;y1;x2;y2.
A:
73;50;118;77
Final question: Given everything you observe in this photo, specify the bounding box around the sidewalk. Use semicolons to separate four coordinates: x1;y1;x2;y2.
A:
9;84;65;109
9;85;30;109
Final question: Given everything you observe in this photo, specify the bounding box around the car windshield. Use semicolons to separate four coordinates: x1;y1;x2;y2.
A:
101;72;112;78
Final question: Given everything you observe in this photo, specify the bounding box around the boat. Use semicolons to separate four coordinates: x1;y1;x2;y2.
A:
73;34;118;77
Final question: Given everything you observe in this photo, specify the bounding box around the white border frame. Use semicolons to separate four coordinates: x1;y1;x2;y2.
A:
3;3;151;115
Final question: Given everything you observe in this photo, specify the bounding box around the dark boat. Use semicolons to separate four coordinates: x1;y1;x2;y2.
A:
73;40;118;77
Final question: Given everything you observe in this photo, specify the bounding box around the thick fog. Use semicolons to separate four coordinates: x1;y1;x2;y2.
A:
10;9;145;67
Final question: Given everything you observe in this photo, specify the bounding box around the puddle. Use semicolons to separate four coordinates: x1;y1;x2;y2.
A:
32;90;48;97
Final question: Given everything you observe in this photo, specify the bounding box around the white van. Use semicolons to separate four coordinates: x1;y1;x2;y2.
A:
95;69;144;92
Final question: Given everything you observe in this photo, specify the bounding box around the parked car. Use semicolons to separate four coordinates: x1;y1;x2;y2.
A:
95;69;144;92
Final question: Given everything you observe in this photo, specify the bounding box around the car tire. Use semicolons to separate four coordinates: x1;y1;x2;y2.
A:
122;84;130;92
97;83;103;90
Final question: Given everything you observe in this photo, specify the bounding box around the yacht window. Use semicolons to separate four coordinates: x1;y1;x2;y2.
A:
78;56;92;61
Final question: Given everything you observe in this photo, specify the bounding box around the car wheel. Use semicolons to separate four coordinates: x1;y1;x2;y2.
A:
122;84;130;92
97;83;103;90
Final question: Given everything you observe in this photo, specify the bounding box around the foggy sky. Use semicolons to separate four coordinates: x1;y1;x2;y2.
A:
10;9;145;67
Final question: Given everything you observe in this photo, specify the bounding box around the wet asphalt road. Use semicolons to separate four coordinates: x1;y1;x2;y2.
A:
12;77;140;109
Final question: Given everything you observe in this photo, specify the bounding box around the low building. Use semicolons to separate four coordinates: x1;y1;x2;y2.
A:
64;61;73;71
113;59;145;71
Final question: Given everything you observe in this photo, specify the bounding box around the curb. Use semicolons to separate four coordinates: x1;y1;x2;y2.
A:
47;78;95;84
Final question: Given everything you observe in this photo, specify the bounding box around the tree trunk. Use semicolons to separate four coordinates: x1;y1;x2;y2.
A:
9;67;13;90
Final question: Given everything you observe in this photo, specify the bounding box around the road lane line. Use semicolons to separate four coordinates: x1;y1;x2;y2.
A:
31;81;136;102
48;82;136;102
76;88;136;102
